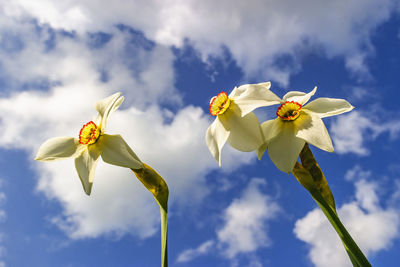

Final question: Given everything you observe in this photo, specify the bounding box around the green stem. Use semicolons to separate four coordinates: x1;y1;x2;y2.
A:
159;205;168;267
309;188;371;267
131;164;169;267
292;144;371;267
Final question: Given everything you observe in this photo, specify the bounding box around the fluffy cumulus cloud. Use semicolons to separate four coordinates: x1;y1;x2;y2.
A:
294;166;400;267
0;90;217;239
0;11;179;108
216;178;279;259
2;0;396;85
0;0;397;245
0;7;255;239
176;178;280;263
0;62;256;239
330;111;400;155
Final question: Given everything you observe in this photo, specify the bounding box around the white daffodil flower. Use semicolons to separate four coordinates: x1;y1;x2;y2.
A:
258;87;354;173
35;93;143;195
206;82;282;166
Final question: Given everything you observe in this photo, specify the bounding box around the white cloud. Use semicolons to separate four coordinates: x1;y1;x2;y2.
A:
294;167;400;267
0;90;255;239
176;240;214;263
344;52;372;79
331;111;400;155
216;178;280;259
344;164;372;181
348;87;370;101
0;14;179;108
2;0;396;85
0;12;257;239
330;111;381;155
0;0;396;248
176;178;280;266
175;178;279;264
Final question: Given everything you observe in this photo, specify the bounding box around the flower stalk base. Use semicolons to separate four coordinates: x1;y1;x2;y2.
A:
132;164;169;267
292;144;371;267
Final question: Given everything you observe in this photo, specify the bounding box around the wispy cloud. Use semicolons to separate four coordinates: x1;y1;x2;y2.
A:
344;164;372;181
331;110;400;155
176;240;214;263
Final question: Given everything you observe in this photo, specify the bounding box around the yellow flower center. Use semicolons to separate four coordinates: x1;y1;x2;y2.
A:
209;92;230;116
276;101;302;121
79;121;100;145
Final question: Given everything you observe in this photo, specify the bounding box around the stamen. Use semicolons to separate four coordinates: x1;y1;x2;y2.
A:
276;101;302;121
79;121;100;145
209;92;230;116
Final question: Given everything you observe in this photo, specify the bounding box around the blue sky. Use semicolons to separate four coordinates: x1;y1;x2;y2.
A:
0;1;400;266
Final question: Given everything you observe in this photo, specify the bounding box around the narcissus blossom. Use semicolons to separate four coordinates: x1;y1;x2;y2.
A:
206;82;281;166
258;87;354;173
35;93;143;195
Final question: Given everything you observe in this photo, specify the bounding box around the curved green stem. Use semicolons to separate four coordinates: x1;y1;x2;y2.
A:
132;164;169;267
292;144;371;267
309;188;371;267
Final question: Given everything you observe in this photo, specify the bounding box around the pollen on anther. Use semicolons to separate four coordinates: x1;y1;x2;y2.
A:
209;92;230;116
276;101;302;121
79;121;100;145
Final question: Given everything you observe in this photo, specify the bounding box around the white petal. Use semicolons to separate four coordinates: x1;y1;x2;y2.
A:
95;92;121;117
261;118;282;142
206;118;229;166
296;110;334;152
283;86;317;105
219;107;263;152
35;137;82;161
95;92;124;132
228;82;270;98
228;82;281;116
98;134;143;170
94;113;102;126
267;122;305;173
303;97;354;118
257;119;281;159
74;145;101;195
282;91;304;101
